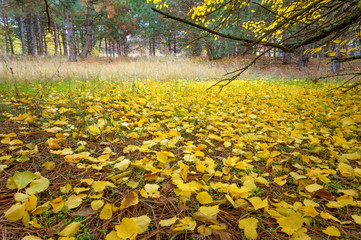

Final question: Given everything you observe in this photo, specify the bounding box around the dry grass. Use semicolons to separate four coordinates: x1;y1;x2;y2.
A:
1;55;359;84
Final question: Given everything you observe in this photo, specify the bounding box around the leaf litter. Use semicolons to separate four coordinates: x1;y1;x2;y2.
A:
0;79;361;239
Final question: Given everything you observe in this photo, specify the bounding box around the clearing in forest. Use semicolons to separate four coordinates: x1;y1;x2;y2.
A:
0;78;361;240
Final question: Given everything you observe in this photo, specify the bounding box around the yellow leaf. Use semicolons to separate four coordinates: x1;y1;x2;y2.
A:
274;175;288;186
115;218;138;239
338;163;353;177
89;125;101;135
199;205;219;216
26;177;50;195
277;213;304;235
92;181;116;192
11;171;36;189
172;216;196;232
120;191;139;210
248;197;268;210
159;216;178;227
100;203;113;220
114;159;130;171
67;195;82;210
4;203;26;221
91;199;104;211
51;197;65;213
131;215;151;234
43;161;56;170
322;226;340;236
105;231;121;240
59;222;81;237
25;195;38;211
291;227;311;240
142;184;161;198
299;206;318;218
22;236;42;240
47;138;61;150
305;183;323;193
126;180;139;189
351;215;361;225
60;184;72;193
238;217;258;240
196;191;213;204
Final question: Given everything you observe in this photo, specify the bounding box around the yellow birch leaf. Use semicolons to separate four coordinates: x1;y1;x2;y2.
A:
248;197;268;210
274;175;288;186
51;197;65;213
115;218;138;239
351;215;361;225
277;213;304;235
100;203;113;220
126;180;139;189
92;181;116;192
22;236;42;240
59;222;81;237
89;125;101;135
238;217;258;240
26;177;50;195
47;138;61;150
159;216;178;227
120;191;139;210
196;191;213;204
105;231;121;240
91;199;104;211
67;195;82;209
131;215;151;234
4;203;26;221
12;171;36;189
199;205;219;216
172;217;196;232
299;206;318;218
305;183;323;193
322;226;340;236
338;163;353;177
25;195;38;211
43;161;56;170
291;227;311;240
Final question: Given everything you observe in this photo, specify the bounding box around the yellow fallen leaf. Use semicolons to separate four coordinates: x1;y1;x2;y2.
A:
22;236;42;240
277;213;304;235
115;218;138;239
172;216;196;232
338;163;353;177
114;159;130;171
100;203;113;220
131;215;151;234
92;181;116;192
291;227;310;240
322;226;340;236
159;216;178;227
89;125;101;135
43;161;56;170
305;183;323;193
105;231;121;240
26;177;50;195
299;206;318;218
238;217;258;240
59;222;81;237
274;175;288;186
60;184;72;193
199;205;219;216
352;215;361;225
91;199;104;211
248;197;268;210
196;191;213;204
11;171;36;190
47;138;61;150
25;195;37;211
120;191;139;210
51;197;65;213
126;180;139;189
4;203;26;221
67;195;82;210
197;225;212;236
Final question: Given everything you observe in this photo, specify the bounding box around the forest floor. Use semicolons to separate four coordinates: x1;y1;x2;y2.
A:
0;56;361;240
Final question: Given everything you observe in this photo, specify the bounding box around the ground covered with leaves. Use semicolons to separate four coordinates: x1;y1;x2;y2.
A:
0;79;361;240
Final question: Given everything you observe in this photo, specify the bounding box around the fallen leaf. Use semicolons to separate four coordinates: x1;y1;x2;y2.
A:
196;191;213;204
238;217;258;240
115;217;138;239
100;203;113;220
4;203;26;221
159;216;178;227
322;226;340;236
277;213;304;235
59;222;81;237
89;125;101;135
12;171;36;190
120;191;139;210
131;215;151;234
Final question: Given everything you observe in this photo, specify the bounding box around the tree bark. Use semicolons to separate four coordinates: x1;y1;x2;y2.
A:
27;13;36;55
105;38;108;57
66;11;76;62
53;21;58;55
18;16;26;54
173;32;176;55
43;29;48;55
331;43;341;72
36;10;44;55
61;26;68;56
81;0;94;58
152;37;156;56
3;15;10;54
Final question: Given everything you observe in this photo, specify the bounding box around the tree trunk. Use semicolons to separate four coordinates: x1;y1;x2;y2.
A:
61;26;68;56
66;11;76;62
112;41;115;57
18;16;26;54
3;15;10;54
173;33;176;55
152;37;156;56
81;0;94;58
53;21;58;55
282;52;292;64
27;13;36;55
105;38;108;57
36;10;44;55
43;29;48;55
331;43;341;72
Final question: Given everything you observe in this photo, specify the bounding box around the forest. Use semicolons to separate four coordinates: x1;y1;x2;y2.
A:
1;0;361;240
